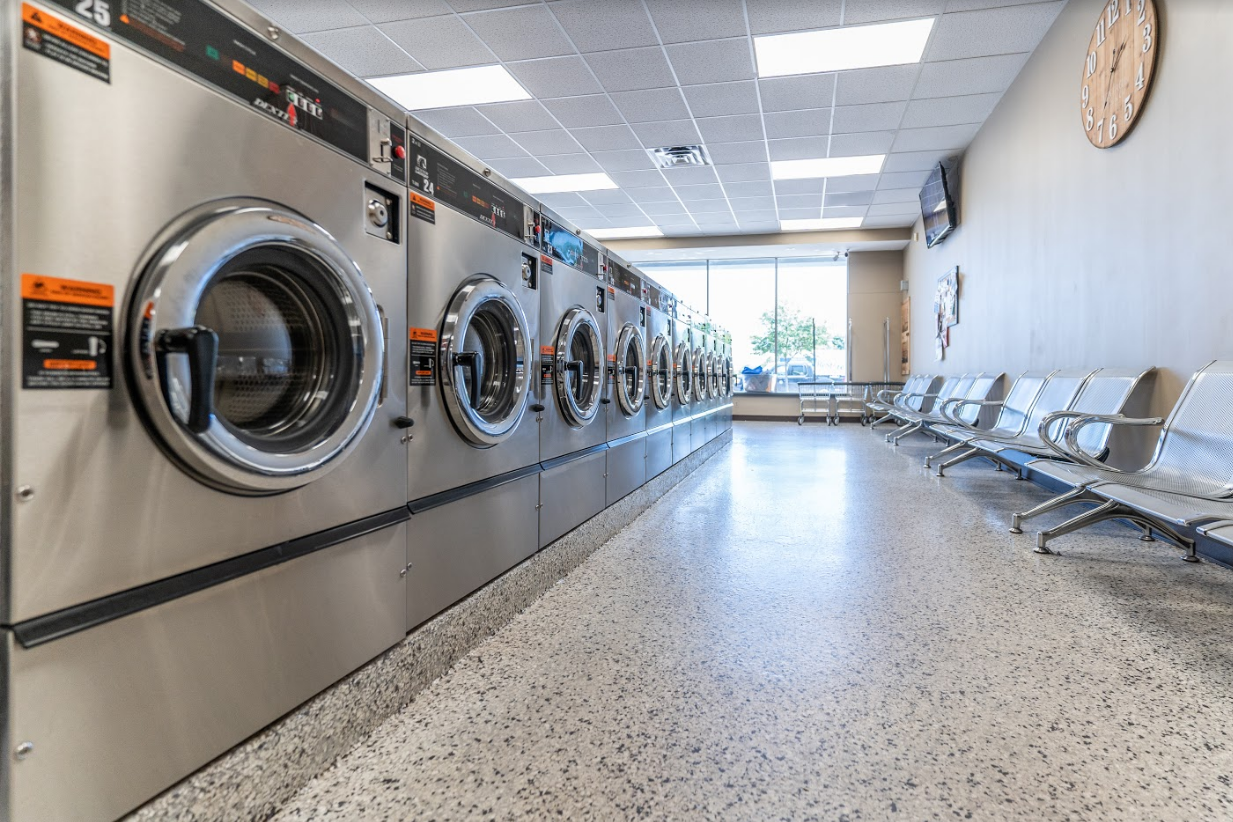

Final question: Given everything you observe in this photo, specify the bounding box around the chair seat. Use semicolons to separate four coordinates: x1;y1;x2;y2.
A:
1025;459;1108;488
1198;523;1233;548
1091;483;1233;527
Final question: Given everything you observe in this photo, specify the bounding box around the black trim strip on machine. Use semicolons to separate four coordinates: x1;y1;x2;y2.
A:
606;431;648;450
408;463;543;514
9;507;411;649
540;441;609;472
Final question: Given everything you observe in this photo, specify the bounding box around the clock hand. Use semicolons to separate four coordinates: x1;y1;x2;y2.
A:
1104;41;1128;108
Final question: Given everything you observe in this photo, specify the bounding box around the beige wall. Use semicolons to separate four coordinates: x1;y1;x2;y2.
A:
735;250;905;417
904;0;1233;432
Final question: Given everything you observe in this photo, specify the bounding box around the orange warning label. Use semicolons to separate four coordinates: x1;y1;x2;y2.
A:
540;345;555;356
43;359;96;371
608;286;616;295
607;354;617;361
22;4;110;60
21;274;114;307
409;327;438;342
409;192;436;211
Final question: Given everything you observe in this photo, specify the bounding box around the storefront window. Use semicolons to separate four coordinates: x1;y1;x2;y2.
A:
773;259;848;392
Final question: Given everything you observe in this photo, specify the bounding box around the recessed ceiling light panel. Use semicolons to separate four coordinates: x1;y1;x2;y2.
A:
585;226;664;240
755;18;935;77
780;218;864;231
510;173;619;194
370;65;530;110
771;155;885;180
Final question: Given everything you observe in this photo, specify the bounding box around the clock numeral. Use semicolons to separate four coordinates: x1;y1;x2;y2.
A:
1124;95;1133;121
1137;0;1147;25
1096;119;1105;143
1096;19;1106;46
1142;22;1152;52
1125;0;1132;14
1087;51;1098;77
1086;108;1095;131
1082;85;1090;106
1108;113;1118;140
1136;62;1145;89
1107;0;1119;25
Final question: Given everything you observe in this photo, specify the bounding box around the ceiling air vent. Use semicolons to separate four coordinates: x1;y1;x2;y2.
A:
648;145;711;169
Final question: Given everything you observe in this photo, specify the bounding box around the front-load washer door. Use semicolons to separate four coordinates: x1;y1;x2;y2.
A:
127;199;383;496
674;342;693;405
552;307;605;428
649;334;672;411
613;322;646;417
723;356;734;397
708;353;720;398
441;274;533;447
692;348;707;402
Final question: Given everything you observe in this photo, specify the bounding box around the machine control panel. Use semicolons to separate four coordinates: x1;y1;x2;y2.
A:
368;111;408;183
408;133;530;242
610;260;641;298
45;0;370;164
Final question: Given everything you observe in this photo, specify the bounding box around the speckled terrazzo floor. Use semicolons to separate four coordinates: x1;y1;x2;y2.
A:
271;422;1233;821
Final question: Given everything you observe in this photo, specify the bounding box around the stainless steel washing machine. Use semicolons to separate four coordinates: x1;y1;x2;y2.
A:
404;125;542;627
643;277;675;478
603;252;647;505
719;332;735;432
689;319;710;452
671;305;696;463
536;212;608;546
2;2;410;819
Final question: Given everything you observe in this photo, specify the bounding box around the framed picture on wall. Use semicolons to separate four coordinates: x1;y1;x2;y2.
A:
935;268;959;328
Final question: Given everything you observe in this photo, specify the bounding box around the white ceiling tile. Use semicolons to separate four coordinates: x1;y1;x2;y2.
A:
825;190;875;206
545;205;602;222
835;64;921;105
829;130;896;156
707;141;767;166
591;149;658;171
914;53;1028;97
453;134;529;159
630;120;703;147
766;136;829;161
485;157;551;178
583;189;635;205
609;87;692;122
663;226;706;236
715;162;772;183
778;206;823;219
380;16;494;70
686;200;734;214
572;124;643;151
655;215;702;226
412;107;499;138
832;102;908;134
867;202;922;216
537;192;588;208
694;221;739;233
662;166;721;186
872;188;921;204
628;185;683;202
507;56;604;98
763;108;832;140
465;6;574;61
695;114;764;144
645;0;747;44
825;173;881;192
883;150;955;172
862;214;917;228
666;39;756;85
474;100;558;133
586;47;677;92
722;181;774;198
246;0;368;33
736;221;780;232
512;129;584;155
539;153;603;174
891;123;979;152
773;178;824;196
542;95;624;128
673;183;727;201
610;170;671;189
745;0;842;35
878;170;933;189
777;193;823;209
593;203;648;218
640;200;690;216
728;195;777;211
448;0;527;11
901;92;1001;128
944;0;1045;10
681;81;761;117
549;0;658;53
348;0;451;24
844;0;945;25
821;205;869;218
758;74;837;112
926;2;1065;62
301;26;422;78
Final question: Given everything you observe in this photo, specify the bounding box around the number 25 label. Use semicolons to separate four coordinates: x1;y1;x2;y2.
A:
74;0;111;26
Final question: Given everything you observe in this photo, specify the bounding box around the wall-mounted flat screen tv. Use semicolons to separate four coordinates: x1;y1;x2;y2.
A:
919;162;957;248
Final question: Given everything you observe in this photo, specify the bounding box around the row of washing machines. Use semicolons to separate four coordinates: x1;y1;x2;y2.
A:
0;2;730;820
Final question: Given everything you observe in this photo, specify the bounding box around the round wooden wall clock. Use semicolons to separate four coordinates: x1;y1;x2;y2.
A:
1080;0;1159;148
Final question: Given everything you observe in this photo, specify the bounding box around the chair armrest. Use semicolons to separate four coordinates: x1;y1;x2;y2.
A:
876;389;900;404
940;398;1004;430
1038;411;1164;469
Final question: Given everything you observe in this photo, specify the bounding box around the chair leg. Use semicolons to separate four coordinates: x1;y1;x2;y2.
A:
870;413;894;430
885;422;913;442
936;448;981;477
1010;486;1093;534
924;440;967;469
889;421;922;446
1035;500;1198;562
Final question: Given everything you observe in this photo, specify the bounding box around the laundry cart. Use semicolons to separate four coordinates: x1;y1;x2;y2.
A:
798;381;904;426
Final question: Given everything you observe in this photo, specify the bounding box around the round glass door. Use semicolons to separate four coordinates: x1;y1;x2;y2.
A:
674;342;693;405
691;347;707;402
127;199;383;495
649;335;672;410
613;323;646;417
723;356;734;397
553;307;605;427
440;275;533;447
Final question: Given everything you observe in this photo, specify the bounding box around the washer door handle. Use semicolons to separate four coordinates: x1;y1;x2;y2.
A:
453;351;481;406
156;326;218;435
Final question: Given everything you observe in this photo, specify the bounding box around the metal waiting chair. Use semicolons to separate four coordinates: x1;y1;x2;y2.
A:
926;370;1057;473
887;373;1003;446
882;374;971;443
869;374;938;429
1024;361;1233;562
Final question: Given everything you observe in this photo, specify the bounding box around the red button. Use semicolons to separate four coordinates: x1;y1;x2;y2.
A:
393;145;406;160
